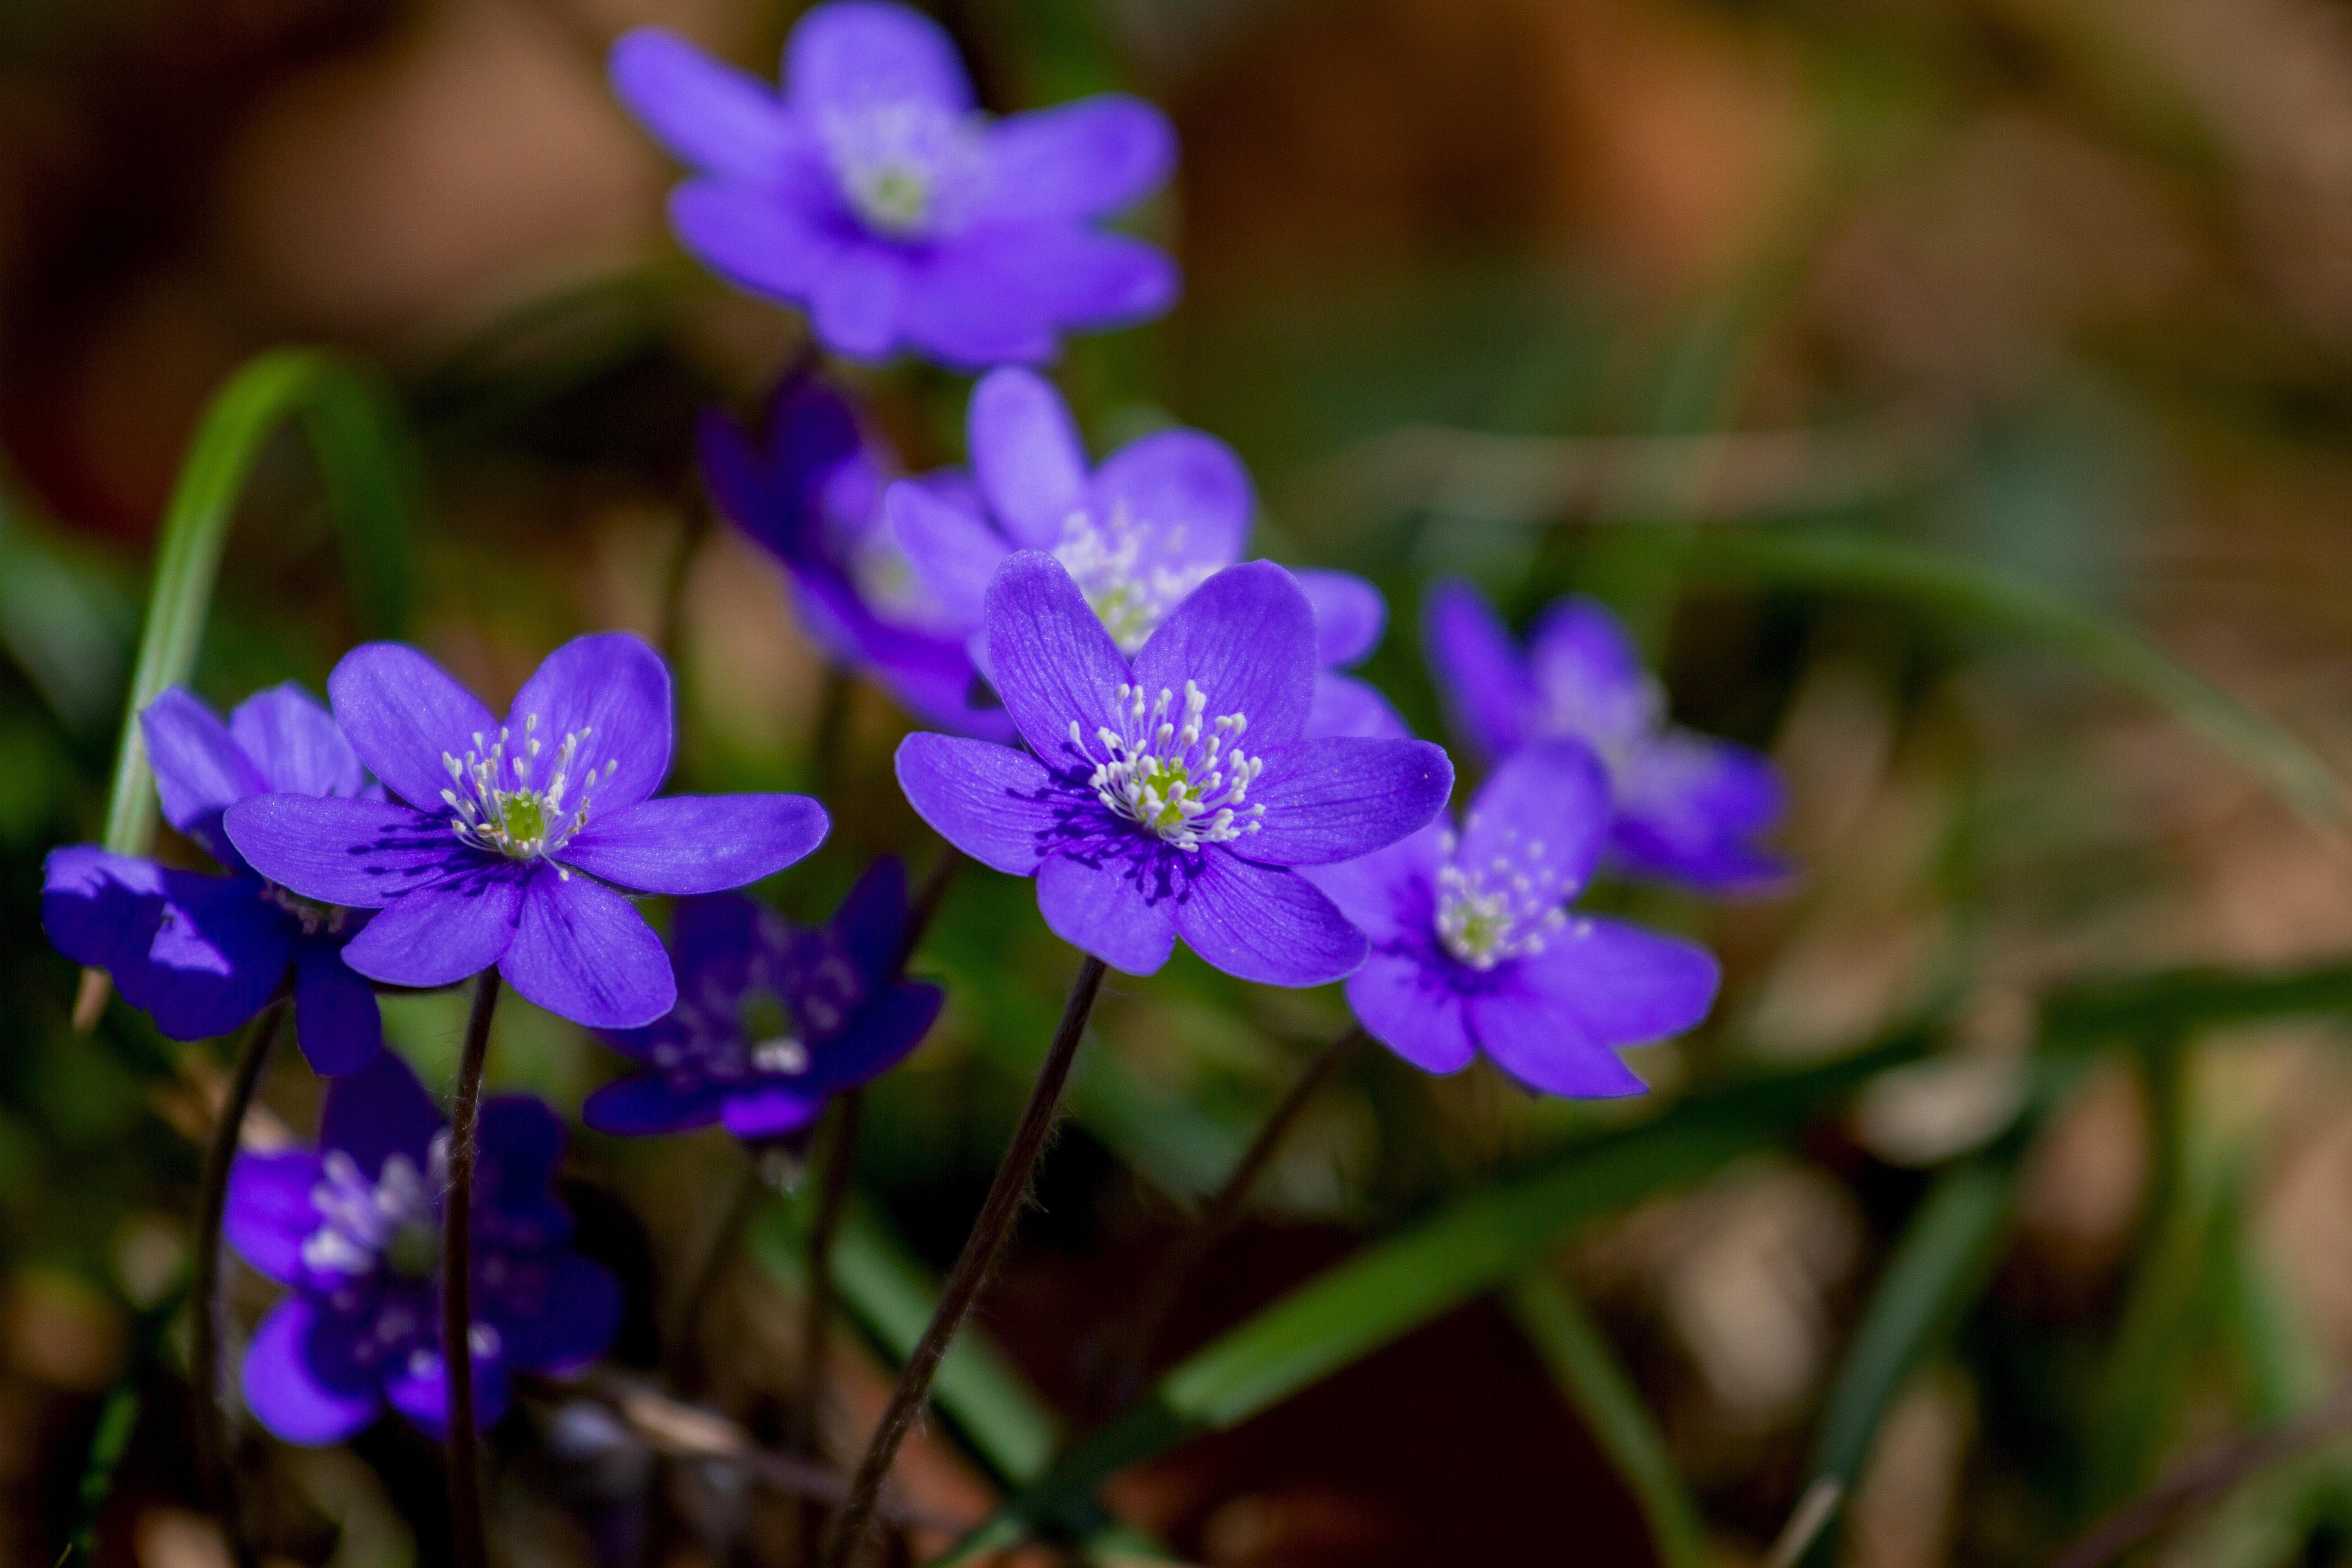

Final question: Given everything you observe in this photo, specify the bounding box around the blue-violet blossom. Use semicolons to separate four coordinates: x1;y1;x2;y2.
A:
1426;580;1789;891
611;1;1177;367
586;859;943;1141
700;373;1008;738
896;553;1452;985
42;684;385;1074
889;367;1408;740
224;1048;620;1443
1303;741;1720;1096
222;633;829;1030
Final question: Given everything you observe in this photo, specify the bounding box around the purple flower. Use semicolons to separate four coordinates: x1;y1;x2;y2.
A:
222;634;829;1030
41;685;385;1074
1302;742;1720;1097
610;2;1177;368
889;367;1406;738
896;554;1452;986
224;1048;620;1444
700;374;1009;739
1426;581;1789;892
585;859;943;1142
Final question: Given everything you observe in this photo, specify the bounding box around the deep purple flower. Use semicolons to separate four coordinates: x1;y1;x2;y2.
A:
1426;581;1789;891
42;685;384;1074
1302;742;1720;1097
222;634;828;1030
888;367;1406;738
224;1048;620;1443
585;859;943;1141
611;2;1177;368
896;554;1452;985
699;374;1009;739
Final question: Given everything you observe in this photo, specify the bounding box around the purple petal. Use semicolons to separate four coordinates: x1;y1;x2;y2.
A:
969;225;1178;330
141;689;264;860
890;479;1008;632
225;796;469;910
985;552;1133;764
223;1151;325;1285
341;865;525;990
130;872;291;1041
813;980;944;1092
329;643;500;813
41;846;169;979
1527;594;1655;742
242;1300;380;1446
1037;852;1176;975
894;732;1069;876
720;1085;828;1141
1233;738;1452;867
1306;672;1411;740
501;868;675;1029
609;28;798;184
561;794;828;895
506;632;673;814
670;179;831;301
1170;851;1366;987
475;1095;570;1240
292;942;383;1076
1518;917;1721;1047
830;857;908;980
1423;579;1535;762
1296;823;1442;945
894;252;1061;368
810;244;909;361
969;368;1090;550
784;0;971;116
1609;732;1792;892
1089;430;1252;577
1460;740;1612;899
495;1254;622;1373
1470;985;1649;1099
1131;560;1316;750
322;1048;444;1177
385;1341;510;1438
583;1074;729;1135
1292;569;1386;669
230;683;368;801
1345;949;1475;1075
981;96;1175;221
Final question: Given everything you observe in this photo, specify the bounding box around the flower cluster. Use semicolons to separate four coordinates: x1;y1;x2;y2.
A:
225;1049;619;1441
612;1;1177;367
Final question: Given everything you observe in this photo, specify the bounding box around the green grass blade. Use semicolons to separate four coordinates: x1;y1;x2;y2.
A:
1508;1273;1711;1568
98;348;416;861
1690;530;2350;834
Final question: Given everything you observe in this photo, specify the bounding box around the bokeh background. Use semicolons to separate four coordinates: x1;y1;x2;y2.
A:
10;0;2352;1564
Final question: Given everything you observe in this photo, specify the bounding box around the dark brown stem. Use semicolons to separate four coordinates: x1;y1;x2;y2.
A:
192;1000;286;1568
1089;1027;1365;1421
665;1161;763;1397
443;969;502;1568
820;955;1109;1568
792;1090;863;1565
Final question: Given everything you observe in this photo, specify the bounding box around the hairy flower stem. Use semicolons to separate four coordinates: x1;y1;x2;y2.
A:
822;955;1109;1568
444;968;503;1568
192;999;286;1568
1088;1026;1365;1423
791;1089;863;1564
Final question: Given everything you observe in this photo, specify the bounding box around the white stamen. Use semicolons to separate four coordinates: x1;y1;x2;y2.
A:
1074;680;1268;851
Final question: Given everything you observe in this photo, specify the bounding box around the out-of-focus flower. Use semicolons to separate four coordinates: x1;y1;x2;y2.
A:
610;1;1177;367
1303;741;1720;1096
223;634;828;1029
224;1049;619;1443
895;554;1451;985
585;859;943;1141
1426;581;1788;891
890;368;1404;736
41;686;384;1074
700;374;1008;738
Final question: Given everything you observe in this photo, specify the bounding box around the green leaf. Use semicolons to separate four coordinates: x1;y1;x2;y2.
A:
98;349;416;861
1688;530;2351;835
931;1033;1932;1564
1507;1273;1711;1568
